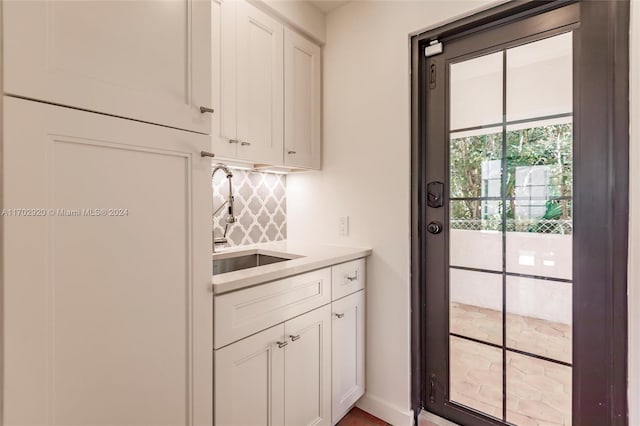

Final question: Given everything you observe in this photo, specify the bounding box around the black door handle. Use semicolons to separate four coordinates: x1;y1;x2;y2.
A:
427;221;443;234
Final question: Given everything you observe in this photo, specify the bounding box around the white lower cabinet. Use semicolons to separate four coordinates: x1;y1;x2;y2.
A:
331;290;366;425
285;305;332;426
215;324;286;426
214;259;367;426
214;305;331;426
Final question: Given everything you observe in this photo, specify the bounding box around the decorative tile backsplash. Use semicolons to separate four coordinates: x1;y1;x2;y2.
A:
212;168;287;247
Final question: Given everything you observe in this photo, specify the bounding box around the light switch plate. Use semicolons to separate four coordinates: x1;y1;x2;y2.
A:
338;216;349;236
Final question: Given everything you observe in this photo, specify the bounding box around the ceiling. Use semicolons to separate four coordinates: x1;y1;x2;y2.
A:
307;0;349;14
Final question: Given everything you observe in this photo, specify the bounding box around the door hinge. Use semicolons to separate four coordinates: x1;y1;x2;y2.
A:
424;40;443;57
429;64;437;90
429;374;437;403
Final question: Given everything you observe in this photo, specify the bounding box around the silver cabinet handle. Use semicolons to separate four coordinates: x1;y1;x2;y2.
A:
287;150;297;155
346;272;358;281
335;313;345;319
290;334;301;341
199;106;214;114
240;141;251;146
201;151;216;158
229;139;240;144
277;341;288;348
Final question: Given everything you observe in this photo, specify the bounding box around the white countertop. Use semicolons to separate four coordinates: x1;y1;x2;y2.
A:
212;240;372;295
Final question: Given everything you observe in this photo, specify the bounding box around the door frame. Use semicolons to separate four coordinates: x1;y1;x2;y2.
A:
410;1;630;424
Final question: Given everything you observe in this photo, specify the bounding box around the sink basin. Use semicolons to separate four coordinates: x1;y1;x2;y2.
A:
213;251;296;275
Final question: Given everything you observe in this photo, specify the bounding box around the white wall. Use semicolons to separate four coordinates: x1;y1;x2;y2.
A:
286;2;497;424
628;0;639;424
252;0;326;43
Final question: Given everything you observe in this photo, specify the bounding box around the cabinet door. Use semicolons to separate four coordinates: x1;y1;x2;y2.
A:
215;324;286;426
3;0;212;134
2;97;212;426
212;0;240;158
236;0;284;164
332;291;366;424
284;305;332;426
284;29;322;170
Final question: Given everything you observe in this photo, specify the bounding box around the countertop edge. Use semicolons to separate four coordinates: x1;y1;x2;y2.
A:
213;248;372;295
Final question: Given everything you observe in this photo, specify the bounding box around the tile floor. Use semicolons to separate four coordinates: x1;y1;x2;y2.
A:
337;408;390;426
338;408;441;426
449;302;572;426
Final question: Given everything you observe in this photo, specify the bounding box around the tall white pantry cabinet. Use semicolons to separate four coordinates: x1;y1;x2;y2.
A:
2;1;214;425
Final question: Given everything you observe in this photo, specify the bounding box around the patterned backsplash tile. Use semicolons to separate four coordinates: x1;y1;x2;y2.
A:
212;168;286;247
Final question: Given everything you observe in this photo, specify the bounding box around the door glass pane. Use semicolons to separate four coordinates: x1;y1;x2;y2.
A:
450;269;502;345
450;336;503;419
506;352;572;425
447;31;573;424
450;200;502;271
450;127;503;198
507;33;572;121
505;117;573;280
506;276;572;364
450;52;503;130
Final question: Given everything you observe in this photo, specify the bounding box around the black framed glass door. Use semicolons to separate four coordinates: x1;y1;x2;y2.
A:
411;2;629;425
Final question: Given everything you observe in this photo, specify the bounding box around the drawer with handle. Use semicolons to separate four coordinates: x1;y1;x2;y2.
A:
331;258;366;301
214;267;331;349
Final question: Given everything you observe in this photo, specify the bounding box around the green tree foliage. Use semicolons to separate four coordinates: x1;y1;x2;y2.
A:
450;123;572;233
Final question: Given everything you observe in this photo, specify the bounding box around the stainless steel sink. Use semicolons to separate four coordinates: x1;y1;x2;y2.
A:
213;253;293;275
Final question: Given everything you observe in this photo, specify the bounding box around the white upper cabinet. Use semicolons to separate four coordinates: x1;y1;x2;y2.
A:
214;0;321;169
3;96;212;426
284;28;322;169
3;0;212;134
236;0;284;164
215;0;284;164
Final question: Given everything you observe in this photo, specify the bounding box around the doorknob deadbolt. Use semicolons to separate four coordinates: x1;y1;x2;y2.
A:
427;221;443;235
427;181;444;208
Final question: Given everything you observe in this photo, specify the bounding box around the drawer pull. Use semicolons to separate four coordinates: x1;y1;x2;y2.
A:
199;106;215;114
229;139;240;144
240;141;252;146
290;334;301;342
335;313;345;319
346;272;358;281
277;341;288;348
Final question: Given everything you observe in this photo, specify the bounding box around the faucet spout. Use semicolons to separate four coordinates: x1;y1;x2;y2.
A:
212;163;237;253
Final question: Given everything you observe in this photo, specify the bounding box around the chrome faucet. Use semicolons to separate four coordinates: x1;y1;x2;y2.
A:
211;163;237;252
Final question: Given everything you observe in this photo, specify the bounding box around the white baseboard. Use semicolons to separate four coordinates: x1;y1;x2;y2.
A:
356;393;414;426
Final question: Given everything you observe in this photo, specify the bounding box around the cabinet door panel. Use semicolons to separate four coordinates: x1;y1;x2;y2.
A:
285;305;331;426
284;29;321;170
332;291;366;424
237;1;284;164
215;324;285;426
213;0;240;157
3;0;211;134
2;97;212;426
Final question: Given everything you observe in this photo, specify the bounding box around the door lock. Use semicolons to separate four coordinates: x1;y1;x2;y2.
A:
427;221;443;234
427;181;444;208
